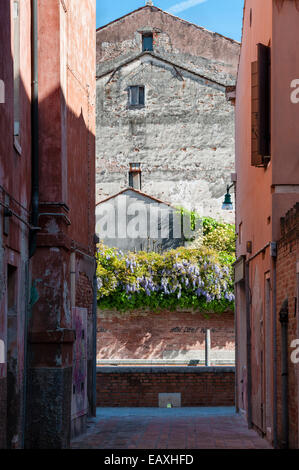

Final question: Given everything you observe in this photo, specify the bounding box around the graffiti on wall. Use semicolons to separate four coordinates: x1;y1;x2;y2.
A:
71;307;88;421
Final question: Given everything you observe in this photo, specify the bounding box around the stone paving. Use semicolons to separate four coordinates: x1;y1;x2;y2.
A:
71;407;273;449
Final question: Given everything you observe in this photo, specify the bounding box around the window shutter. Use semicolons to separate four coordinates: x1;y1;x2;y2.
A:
258;43;271;157
130;86;138;105
251;60;261;166
251;44;271;167
139;86;145;106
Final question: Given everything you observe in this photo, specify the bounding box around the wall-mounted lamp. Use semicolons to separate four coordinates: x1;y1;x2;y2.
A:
246;241;253;254
222;184;234;211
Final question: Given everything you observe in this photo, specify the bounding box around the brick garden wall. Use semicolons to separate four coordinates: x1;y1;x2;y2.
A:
96;367;235;407
276;204;299;449
97;309;235;364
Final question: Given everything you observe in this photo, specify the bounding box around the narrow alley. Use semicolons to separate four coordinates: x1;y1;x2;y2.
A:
71;408;272;450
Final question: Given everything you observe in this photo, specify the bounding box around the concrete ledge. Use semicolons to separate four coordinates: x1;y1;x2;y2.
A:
97;358;235;365
97;366;235;374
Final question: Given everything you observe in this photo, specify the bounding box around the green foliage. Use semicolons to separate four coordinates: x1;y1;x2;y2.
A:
202;218;236;255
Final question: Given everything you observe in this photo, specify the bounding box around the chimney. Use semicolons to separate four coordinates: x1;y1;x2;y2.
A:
129;163;142;190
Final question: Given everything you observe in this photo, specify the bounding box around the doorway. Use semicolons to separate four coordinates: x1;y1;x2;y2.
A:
6;264;19;448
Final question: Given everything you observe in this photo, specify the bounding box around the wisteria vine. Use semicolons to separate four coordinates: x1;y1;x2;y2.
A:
96;244;235;313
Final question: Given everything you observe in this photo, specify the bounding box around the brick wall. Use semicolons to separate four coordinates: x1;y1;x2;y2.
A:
76;271;93;315
276;203;299;448
97;309;235;364
96;367;235;407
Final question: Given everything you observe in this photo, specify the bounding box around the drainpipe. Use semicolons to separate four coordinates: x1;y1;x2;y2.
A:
29;0;39;258
91;258;98;417
271;243;278;448
23;0;38;447
245;261;252;428
279;299;289;449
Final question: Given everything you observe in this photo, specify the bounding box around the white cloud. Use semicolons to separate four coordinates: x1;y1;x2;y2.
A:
167;0;207;15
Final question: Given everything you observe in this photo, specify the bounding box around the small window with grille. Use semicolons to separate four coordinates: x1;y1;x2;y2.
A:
128;86;145;107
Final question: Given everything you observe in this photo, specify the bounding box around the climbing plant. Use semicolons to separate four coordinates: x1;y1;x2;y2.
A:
96;217;235;313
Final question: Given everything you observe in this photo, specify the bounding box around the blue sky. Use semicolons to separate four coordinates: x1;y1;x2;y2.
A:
96;0;244;42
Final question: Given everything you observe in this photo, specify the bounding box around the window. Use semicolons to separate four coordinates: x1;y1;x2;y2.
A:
128;86;145;107
142;34;153;52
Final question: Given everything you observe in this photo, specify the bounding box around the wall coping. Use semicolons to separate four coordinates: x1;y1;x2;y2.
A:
98;308;235;317
97;366;235;374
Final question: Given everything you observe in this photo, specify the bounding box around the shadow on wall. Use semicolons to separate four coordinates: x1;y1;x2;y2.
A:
0;77;95;449
26;83;95;449
96;309;235;361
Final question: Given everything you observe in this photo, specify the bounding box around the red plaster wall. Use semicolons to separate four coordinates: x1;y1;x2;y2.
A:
96;368;235;407
0;0;96;449
0;0;32;449
97;309;235;362
235;0;299;446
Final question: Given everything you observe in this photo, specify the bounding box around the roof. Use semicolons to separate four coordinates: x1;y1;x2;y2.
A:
96;187;175;208
96;50;229;89
96;5;240;46
236;0;247;86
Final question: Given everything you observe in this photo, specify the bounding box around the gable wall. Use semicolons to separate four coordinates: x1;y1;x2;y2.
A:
96;7;240;223
97;6;239;83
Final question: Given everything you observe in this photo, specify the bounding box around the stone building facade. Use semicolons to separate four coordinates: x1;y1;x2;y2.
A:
96;4;240;224
0;0;96;449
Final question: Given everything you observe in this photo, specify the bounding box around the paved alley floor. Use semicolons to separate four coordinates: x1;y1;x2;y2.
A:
71;407;273;449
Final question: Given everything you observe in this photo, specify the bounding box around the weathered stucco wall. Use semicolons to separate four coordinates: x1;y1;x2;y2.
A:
235;0;299;448
96;5;240;83
96;6;240;224
0;0;32;449
26;0;96;448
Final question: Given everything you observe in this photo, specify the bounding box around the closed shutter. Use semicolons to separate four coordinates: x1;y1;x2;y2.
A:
251;44;271;166
258;43;271;157
251;61;261;166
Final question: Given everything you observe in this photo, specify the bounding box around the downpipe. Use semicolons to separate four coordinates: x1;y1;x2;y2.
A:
279;299;289;449
29;0;39;259
23;0;39;447
271;243;278;448
91;255;98;417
